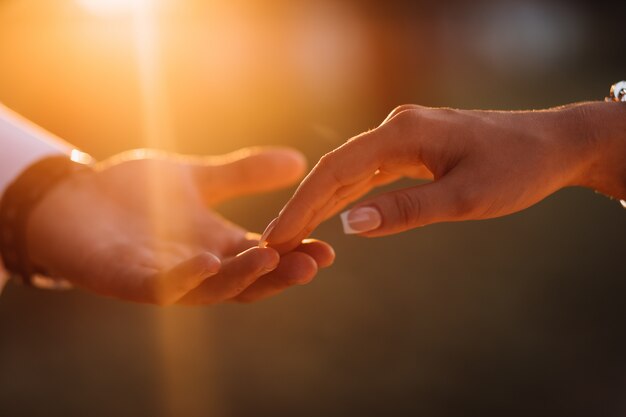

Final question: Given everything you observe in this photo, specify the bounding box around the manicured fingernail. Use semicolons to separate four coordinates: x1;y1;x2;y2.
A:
340;207;382;234
259;217;278;248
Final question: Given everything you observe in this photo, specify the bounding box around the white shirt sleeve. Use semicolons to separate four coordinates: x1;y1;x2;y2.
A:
0;103;76;294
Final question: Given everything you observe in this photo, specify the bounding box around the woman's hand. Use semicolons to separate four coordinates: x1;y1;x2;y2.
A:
25;147;335;305
265;102;626;252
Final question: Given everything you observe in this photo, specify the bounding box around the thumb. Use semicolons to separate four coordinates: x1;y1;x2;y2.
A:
196;147;307;203
340;176;475;237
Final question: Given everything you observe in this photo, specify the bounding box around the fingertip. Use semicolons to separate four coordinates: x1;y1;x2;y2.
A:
295;254;318;285
254;146;308;183
260;247;281;272
299;239;336;268
266;218;315;254
237;246;280;273
272;147;308;179
281;251;318;285
266;239;304;255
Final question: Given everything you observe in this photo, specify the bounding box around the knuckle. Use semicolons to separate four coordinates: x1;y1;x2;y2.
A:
315;152;345;186
389;104;413;118
394;109;415;125
389;109;422;133
388;104;423;120
390;190;421;228
317;152;334;168
315;153;333;175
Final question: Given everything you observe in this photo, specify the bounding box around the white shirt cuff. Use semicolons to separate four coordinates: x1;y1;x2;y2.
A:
0;104;74;200
0;103;78;292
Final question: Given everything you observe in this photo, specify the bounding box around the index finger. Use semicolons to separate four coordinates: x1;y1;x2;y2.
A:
266;124;399;252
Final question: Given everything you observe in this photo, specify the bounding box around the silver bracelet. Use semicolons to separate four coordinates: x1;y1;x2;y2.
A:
606;81;626;102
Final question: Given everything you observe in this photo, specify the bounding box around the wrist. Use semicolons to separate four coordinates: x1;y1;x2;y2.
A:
0;155;94;285
563;101;626;199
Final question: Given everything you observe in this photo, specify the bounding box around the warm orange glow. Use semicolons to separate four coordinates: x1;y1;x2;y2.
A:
1;2;621;417
77;0;151;16
0;0;376;158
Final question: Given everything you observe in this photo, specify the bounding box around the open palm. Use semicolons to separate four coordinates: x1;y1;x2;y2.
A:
26;147;334;305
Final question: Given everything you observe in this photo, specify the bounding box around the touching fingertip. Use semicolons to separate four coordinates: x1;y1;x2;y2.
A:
259;217;279;248
240;246;280;273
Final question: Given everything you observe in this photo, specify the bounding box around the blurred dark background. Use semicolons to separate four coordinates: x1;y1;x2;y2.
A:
1;0;625;416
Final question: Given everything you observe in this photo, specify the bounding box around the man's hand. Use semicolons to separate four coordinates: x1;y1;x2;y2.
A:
265;102;626;252
25;147;335;305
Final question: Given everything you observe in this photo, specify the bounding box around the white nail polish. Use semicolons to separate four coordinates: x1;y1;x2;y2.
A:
340;211;358;234
340;207;382;234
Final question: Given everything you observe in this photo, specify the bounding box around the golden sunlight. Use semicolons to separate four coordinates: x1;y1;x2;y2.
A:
77;0;151;16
